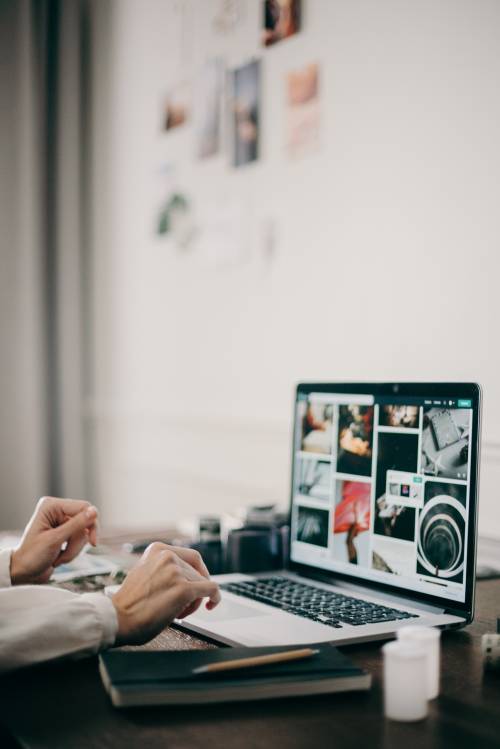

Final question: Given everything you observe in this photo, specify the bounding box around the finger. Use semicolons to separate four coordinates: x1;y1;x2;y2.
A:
36;499;97;546
176;598;202;619
38;497;92;529
50;506;98;546
47;498;92;517
170;547;210;578
174;554;207;582
182;579;221;608
33;567;54;584
143;541;170;560
88;520;98;547
53;529;88;565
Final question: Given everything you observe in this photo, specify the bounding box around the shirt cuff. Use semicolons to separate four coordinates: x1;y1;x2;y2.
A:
80;592;119;649
0;549;13;588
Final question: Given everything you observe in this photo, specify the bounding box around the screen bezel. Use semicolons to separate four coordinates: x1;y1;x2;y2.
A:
288;382;481;620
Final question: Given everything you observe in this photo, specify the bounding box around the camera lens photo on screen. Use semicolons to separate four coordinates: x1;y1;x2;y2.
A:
290;387;476;605
417;481;466;583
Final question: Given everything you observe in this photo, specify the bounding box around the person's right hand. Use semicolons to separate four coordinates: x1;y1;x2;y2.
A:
10;496;98;585
112;543;221;645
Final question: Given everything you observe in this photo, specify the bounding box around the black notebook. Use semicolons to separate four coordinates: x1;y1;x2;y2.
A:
99;644;371;707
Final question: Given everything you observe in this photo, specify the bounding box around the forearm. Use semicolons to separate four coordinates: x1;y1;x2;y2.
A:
0;585;118;673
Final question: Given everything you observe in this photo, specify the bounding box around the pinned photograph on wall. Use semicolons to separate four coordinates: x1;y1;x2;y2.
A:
332;480;371;567
230;60;260;167
196;192;253;269
154;164;197;251
212;0;246;35
286;62;320;159
194;59;224;159
262;0;301;47
163;81;191;131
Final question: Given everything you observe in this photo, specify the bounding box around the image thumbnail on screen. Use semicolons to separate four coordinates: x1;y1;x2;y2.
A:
332;480;371;566
417;481;466;583
300;399;333;455
297;457;331;500
421;408;470;480
297;506;329;547
336;405;374;476
379;404;420;429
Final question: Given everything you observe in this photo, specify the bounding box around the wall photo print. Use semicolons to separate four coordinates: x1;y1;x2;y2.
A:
194;59;224;159
262;0;301;47
230;60;261;167
163;81;191;131
286;62;320;159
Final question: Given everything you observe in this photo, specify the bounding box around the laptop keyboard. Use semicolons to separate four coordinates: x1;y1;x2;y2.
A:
221;577;419;629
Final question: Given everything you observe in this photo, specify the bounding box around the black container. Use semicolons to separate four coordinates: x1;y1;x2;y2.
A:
226;526;287;574
190;540;224;576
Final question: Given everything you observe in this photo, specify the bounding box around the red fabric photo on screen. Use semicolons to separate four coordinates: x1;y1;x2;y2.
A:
334;481;371;534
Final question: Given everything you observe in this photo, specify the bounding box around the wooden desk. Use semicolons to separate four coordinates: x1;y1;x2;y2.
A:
0;555;499;748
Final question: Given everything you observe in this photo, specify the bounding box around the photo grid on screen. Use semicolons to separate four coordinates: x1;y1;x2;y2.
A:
290;394;472;603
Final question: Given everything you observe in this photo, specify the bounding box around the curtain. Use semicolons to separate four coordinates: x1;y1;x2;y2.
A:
0;0;97;527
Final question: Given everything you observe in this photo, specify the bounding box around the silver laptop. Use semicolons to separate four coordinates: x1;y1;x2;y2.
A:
180;382;481;646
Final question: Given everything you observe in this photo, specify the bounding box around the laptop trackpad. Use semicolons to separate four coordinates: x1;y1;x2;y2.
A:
188;598;269;622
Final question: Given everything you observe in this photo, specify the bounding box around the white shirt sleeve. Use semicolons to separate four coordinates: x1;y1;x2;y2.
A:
0;549;119;673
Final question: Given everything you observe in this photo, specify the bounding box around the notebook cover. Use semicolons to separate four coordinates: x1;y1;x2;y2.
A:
100;643;363;686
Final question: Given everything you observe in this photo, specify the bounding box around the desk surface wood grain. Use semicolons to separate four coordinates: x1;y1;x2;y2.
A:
0;544;499;749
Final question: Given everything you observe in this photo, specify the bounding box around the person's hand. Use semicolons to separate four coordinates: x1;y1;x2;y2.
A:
10;496;99;585
112;543;221;646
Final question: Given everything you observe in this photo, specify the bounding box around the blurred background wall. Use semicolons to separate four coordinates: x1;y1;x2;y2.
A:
1;0;500;536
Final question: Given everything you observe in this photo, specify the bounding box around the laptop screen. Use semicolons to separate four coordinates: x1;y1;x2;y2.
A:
290;385;480;606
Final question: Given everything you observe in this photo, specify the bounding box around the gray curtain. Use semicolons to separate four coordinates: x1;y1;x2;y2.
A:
0;0;97;527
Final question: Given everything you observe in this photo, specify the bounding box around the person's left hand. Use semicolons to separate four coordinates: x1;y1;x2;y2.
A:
10;496;99;585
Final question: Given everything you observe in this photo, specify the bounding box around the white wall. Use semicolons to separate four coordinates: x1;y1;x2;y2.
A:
90;0;500;535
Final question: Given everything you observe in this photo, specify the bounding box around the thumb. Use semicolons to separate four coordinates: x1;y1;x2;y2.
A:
51;506;98;545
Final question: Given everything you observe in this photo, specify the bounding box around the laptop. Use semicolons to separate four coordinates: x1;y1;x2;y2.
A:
180;382;482;646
